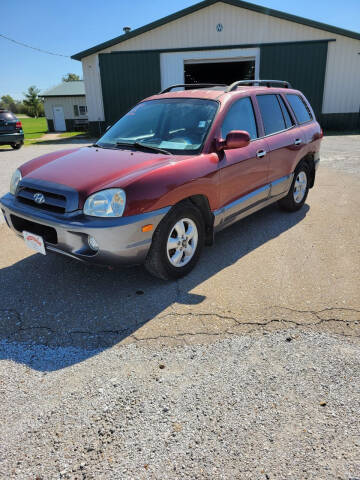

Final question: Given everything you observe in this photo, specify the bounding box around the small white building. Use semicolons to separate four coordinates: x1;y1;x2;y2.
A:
41;81;88;132
71;0;360;135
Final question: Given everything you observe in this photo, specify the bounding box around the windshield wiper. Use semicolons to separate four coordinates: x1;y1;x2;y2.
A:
115;141;170;155
91;143;104;148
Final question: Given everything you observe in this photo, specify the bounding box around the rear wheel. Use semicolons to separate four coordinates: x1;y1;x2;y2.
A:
145;202;205;280
278;162;310;212
11;142;23;150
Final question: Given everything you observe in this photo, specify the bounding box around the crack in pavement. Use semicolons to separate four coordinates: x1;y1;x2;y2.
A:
1;307;359;346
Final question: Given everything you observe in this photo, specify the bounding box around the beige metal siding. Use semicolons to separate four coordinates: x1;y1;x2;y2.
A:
82;54;105;122
82;1;360;119
322;37;360;113
44;96;87;120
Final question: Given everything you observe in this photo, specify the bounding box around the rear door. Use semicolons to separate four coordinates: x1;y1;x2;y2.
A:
219;96;270;222
255;93;301;196
285;92;318;146
0;111;17;134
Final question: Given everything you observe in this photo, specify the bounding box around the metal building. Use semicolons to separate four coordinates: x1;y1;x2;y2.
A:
42;81;88;132
71;0;360;136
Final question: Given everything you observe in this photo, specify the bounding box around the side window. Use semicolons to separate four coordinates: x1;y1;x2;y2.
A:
73;105;79;116
278;95;294;129
256;94;286;135
221;97;258;140
286;94;312;124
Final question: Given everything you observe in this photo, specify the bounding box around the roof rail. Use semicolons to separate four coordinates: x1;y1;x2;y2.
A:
225;79;292;92
160;83;227;94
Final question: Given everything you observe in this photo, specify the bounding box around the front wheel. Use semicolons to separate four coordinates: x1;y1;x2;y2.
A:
145;202;205;280
278;162;310;212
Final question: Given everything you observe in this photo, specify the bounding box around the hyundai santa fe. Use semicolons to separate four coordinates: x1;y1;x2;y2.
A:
0;79;322;279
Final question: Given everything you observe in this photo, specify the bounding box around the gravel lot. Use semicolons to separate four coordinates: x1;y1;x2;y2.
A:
0;135;359;479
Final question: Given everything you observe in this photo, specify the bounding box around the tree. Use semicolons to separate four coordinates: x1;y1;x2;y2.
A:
62;73;81;82
0;94;17;112
23;86;43;118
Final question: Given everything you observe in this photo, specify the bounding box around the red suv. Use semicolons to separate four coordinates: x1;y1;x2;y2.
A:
1;80;322;279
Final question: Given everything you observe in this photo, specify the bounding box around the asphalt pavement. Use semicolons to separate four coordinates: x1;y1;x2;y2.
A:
0;135;359;479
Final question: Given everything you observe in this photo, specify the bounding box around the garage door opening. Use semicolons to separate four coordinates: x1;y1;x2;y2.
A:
184;59;255;86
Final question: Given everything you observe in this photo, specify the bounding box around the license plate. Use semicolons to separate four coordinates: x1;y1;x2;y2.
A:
23;231;46;255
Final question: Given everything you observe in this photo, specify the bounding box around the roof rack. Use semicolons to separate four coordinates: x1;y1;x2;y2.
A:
226;79;292;92
160;83;227;94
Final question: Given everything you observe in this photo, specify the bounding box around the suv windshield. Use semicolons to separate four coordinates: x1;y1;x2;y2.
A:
97;98;218;154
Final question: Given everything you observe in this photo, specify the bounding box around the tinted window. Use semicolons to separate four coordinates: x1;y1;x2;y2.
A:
221;97;258;140
0;112;16;121
286;94;312;123
278;95;294;129
257;95;286;135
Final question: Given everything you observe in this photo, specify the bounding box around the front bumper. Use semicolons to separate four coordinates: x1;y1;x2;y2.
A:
0;193;170;266
0;132;24;144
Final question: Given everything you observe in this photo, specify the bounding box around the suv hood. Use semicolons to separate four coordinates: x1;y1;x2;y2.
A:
20;146;179;200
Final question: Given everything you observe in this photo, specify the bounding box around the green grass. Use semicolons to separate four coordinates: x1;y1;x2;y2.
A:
0;118;92;148
21;117;48;140
0;117;47;148
59;131;87;138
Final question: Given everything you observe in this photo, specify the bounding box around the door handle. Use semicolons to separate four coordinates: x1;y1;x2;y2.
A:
256;149;267;158
294;138;302;145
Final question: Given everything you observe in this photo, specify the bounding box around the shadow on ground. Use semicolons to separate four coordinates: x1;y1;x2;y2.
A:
0;203;309;371
29;135;93;146
0;136;94;151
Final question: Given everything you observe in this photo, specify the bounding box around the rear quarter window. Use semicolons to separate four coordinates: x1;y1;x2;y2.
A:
286;94;313;124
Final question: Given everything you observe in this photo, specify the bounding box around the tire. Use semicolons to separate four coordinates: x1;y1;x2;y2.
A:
278;162;310;212
11;142;23;150
145;202;205;280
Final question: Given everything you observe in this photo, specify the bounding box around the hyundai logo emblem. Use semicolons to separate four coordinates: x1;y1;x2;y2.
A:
33;192;45;204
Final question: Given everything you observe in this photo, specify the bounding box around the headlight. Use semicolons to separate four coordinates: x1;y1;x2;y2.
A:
83;189;126;217
10;169;22;195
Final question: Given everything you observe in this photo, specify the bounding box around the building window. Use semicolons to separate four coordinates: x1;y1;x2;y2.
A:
79;105;87;115
74;105;79;116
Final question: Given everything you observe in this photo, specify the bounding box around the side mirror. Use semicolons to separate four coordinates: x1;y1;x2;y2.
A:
216;130;251;151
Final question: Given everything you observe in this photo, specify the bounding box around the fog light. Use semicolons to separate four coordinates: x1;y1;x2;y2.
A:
88;235;99;251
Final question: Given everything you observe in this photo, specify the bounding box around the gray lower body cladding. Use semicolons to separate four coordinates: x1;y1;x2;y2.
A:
0;193;169;266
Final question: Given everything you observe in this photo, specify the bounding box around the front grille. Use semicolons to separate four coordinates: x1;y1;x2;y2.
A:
10;215;58;244
16;187;66;214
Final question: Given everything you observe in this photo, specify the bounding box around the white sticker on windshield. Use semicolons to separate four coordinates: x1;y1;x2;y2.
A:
198;120;206;128
159;141;187;149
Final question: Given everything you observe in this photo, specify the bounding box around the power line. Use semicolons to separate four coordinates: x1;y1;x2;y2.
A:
0;33;71;58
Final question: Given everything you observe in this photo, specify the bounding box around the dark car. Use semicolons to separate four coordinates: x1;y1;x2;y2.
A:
0;110;24;149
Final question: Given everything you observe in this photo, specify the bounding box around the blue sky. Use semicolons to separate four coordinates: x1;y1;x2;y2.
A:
1;0;359;100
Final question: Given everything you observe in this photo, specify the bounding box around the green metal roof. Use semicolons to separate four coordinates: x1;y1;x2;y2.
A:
41;81;85;97
71;0;360;61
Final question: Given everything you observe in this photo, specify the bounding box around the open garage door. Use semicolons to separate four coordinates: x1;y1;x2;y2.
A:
184;59;255;85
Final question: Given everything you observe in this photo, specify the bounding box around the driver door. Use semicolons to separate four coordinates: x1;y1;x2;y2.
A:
219;97;270;222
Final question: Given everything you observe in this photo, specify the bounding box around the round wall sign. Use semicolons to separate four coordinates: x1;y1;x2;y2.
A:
216;23;223;32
